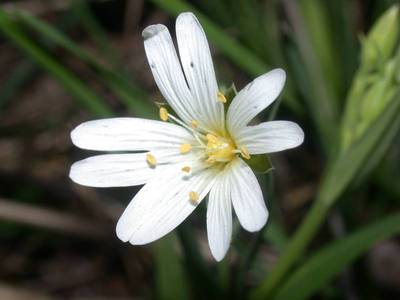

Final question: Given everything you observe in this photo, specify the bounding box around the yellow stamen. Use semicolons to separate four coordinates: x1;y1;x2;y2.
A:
206;155;216;164
159;107;169;121
206;133;218;144
146;153;157;167
217;91;227;103
189;191;199;204
240;146;251;160
182;166;191;173
205;134;236;163
191;120;198;128
180;143;192;154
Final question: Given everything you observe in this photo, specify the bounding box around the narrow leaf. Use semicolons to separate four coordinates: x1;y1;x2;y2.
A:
15;11;154;117
0;9;112;116
274;213;400;300
251;93;400;300
154;234;190;300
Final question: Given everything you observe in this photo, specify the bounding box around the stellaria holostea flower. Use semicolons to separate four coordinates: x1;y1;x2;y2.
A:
69;12;304;261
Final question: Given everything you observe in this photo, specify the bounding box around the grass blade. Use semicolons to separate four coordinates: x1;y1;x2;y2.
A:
14;11;155;117
71;0;124;71
0;9;112;116
251;92;400;300
154;234;190;300
284;0;339;155
149;0;302;114
274;213;400;300
0;60;37;109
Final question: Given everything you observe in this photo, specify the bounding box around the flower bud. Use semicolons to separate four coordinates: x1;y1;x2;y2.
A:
361;5;399;68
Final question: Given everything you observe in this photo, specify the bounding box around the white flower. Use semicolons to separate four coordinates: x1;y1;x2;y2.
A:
69;12;304;261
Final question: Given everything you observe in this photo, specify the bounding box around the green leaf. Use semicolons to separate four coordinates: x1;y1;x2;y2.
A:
286;0;339;156
177;225;223;299
325;0;358;89
154;234;190;300
264;220;288;252
274;213;400;300
354;113;400;185
341;5;400;150
0;8;111;116
299;0;343;104
15;11;155;118
251;93;400;300
318;92;400;207
246;154;273;174
361;5;399;67
71;0;124;72
0;60;37;109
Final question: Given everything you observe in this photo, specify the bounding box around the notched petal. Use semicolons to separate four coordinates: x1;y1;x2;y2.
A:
142;24;167;40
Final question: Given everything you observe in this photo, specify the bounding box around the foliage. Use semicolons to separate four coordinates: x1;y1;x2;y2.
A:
0;1;399;299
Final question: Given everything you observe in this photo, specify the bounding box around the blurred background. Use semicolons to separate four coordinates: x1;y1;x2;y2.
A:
0;0;399;299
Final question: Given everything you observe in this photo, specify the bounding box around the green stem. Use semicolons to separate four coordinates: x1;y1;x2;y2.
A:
250;199;329;299
250;94;400;299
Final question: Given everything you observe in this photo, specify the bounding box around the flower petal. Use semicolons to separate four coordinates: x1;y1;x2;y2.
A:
71;118;195;151
69;151;195;188
230;159;268;232
143;24;196;125
176;12;224;133
116;166;215;245
227;69;286;134
235;121;304;154
207;171;232;261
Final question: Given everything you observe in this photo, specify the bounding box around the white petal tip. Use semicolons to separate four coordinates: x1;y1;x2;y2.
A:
273;68;286;77
115;219;130;243
70;121;95;149
116;216;157;245
282;122;305;150
68;162;91;187
268;68;286;87
177;11;197;22
294;124;305;147
68;164;78;183
176;12;202;32
242;212;269;232
70;125;82;147
210;249;229;262
68;160;102;188
142;24;167;40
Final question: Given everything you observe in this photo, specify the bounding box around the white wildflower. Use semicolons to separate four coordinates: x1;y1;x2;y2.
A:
69;12;304;261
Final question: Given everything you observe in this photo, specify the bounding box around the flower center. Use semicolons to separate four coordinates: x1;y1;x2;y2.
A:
156;106;251;168
205;134;236;163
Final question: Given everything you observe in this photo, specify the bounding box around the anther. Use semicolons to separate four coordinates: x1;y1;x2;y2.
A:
206;133;218;144
146;153;157;167
217;91;227;103
159;107;169;121
189;191;199;204
191;120;198;128
240;146;251;160
182;166;191;173
180;143;192;154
